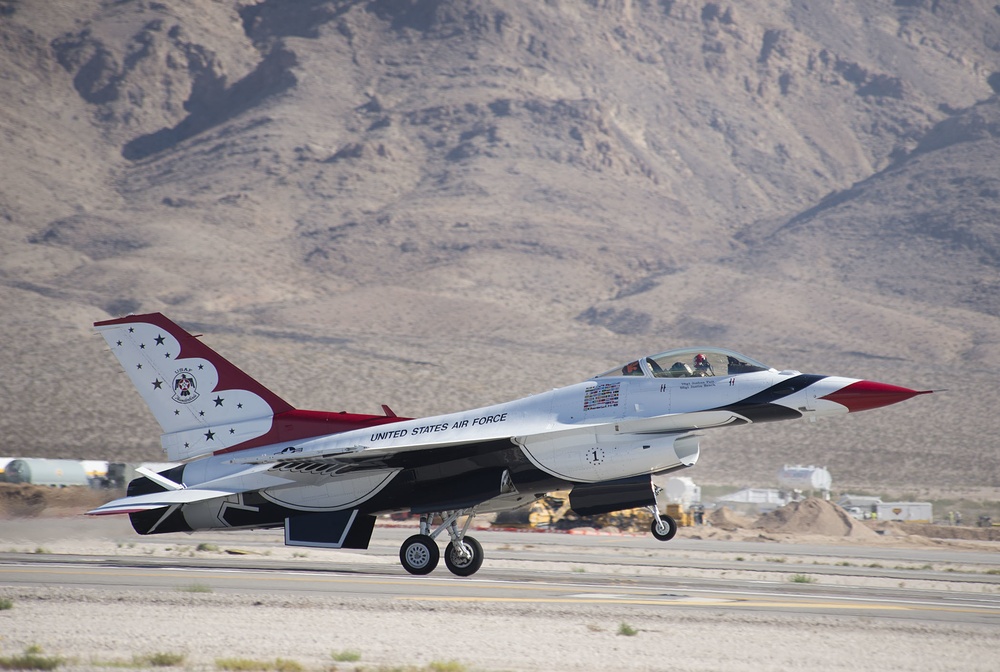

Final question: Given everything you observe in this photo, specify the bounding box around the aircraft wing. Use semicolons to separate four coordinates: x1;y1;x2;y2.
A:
230;434;517;474
228;410;723;477
90;407;741;516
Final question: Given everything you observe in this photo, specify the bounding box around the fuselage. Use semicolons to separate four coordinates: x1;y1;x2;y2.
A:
166;354;892;527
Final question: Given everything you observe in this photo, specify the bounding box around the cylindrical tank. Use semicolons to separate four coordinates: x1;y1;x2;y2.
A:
80;460;109;479
3;458;90;487
662;476;701;507
777;465;832;492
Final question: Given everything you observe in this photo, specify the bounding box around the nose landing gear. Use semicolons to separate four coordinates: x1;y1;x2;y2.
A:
398;509;484;577
648;505;678;541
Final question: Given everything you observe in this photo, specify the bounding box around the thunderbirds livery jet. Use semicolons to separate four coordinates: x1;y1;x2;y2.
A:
89;313;930;576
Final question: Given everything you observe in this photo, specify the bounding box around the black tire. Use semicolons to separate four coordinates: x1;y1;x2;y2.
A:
399;534;439;575
651;515;677;541
443;536;484;577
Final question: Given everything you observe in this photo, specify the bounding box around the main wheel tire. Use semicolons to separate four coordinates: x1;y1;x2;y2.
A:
443;535;484;577
399;534;439;575
651;515;678;541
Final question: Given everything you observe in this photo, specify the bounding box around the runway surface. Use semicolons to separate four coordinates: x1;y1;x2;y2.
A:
3;519;999;626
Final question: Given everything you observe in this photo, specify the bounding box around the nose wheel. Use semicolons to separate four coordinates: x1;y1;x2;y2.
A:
398;510;484;576
648;505;678;541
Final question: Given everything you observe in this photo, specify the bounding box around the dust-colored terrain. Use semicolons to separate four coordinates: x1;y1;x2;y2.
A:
2;500;1000;672
1;1;999;494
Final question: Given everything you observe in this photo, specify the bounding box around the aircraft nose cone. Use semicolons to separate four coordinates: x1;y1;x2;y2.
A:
820;380;932;413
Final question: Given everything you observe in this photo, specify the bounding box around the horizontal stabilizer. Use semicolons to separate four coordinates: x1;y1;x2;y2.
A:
86;488;236;516
88;463;305;516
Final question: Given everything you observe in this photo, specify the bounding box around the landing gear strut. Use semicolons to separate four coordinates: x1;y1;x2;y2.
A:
648;505;677;541
398;509;484;577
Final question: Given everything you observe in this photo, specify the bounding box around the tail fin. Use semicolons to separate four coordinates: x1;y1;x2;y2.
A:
95;313;294;461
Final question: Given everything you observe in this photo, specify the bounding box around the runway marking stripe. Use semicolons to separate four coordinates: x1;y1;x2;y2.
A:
5;566;999;615
2;566;429;589
1;566;637;594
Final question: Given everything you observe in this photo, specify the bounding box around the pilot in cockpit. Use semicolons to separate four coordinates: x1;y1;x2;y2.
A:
621;360;643;376
693;353;715;376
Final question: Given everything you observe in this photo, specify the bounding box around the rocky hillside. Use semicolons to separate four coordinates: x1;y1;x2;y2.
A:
1;0;998;492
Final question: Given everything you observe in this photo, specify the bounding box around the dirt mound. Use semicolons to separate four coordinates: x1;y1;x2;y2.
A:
708;506;755;531
0;484;114;518
754;498;878;539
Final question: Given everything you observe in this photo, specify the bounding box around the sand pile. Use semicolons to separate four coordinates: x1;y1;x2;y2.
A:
754;498;879;538
707;506;755;531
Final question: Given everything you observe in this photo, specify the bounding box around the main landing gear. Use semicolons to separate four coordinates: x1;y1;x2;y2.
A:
399;509;484;577
648;505;678;541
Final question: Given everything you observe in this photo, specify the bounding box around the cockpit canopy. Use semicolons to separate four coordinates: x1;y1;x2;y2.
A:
595;348;773;379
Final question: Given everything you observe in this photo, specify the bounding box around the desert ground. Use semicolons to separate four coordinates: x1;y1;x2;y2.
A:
2;495;999;672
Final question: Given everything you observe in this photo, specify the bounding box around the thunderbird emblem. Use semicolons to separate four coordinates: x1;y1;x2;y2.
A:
171;370;199;404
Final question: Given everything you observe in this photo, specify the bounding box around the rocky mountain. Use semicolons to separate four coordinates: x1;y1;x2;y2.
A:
1;0;998;493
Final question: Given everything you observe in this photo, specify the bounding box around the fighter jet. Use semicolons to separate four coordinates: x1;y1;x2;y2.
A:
88;313;930;576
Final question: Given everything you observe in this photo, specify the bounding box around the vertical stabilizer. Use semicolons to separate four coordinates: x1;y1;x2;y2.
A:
95;313;294;461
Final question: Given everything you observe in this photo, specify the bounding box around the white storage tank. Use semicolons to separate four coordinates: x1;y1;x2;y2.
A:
3;458;89;487
662;476;701;507
777;465;832;492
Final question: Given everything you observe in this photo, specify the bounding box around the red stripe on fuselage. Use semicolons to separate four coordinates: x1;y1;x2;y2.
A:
212;408;410;456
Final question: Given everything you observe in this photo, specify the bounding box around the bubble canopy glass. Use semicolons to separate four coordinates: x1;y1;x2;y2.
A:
595;348;773;379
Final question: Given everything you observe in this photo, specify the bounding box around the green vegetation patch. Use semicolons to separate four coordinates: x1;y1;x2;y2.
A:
215;658;303;671
331;650;362;662
0;645;63;670
427;663;468;672
617;622;639;636
147;652;186;667
346;663;469;672
91;653;185;669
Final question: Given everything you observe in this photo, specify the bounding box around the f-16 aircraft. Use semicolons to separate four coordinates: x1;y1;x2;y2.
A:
89;313;930;576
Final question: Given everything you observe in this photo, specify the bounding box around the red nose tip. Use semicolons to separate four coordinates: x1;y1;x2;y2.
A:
820;380;932;413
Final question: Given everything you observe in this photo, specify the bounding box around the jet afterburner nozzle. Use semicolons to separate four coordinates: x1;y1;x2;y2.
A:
819;380;932;413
